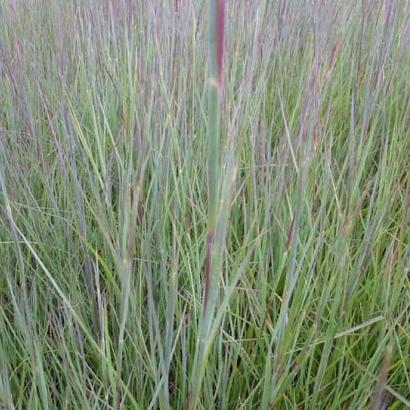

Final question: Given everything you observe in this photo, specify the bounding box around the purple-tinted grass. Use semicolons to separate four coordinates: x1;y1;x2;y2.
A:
216;0;226;85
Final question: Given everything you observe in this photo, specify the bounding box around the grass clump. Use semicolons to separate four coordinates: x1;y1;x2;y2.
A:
0;0;409;409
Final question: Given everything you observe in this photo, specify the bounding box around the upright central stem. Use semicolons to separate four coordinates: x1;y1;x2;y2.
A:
187;1;225;409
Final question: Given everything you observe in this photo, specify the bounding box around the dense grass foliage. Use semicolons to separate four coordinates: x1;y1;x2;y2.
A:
0;1;409;408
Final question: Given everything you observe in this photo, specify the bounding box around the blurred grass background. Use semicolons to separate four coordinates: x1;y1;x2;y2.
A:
0;0;409;408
